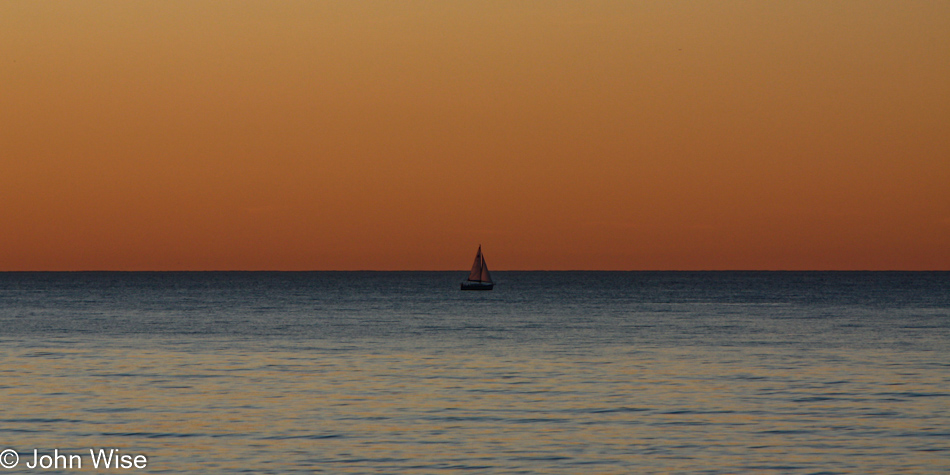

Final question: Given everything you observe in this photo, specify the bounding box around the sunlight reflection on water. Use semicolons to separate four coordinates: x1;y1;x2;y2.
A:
2;340;947;473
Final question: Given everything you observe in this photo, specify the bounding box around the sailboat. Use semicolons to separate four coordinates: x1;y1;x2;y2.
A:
461;245;493;290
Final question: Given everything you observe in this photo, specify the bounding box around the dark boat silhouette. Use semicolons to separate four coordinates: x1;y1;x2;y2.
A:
461;245;493;290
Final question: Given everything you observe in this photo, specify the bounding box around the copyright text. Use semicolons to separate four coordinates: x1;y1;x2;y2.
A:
0;449;147;470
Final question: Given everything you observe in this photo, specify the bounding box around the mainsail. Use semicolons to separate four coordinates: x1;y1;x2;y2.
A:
467;245;492;284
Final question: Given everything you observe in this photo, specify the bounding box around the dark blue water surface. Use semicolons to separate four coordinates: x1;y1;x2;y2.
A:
0;272;947;473
2;271;947;347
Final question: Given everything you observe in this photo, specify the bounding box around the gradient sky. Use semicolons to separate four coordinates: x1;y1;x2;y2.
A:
2;1;948;270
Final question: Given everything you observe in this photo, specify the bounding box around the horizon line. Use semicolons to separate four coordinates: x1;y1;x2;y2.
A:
1;269;947;273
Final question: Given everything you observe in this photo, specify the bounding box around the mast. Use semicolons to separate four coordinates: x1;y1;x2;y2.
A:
468;245;484;282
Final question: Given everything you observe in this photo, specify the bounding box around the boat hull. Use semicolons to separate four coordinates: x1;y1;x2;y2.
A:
461;281;493;291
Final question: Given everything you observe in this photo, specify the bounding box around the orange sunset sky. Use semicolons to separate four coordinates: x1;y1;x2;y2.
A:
2;1;948;271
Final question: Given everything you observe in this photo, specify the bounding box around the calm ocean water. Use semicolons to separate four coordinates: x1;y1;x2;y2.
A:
0;271;947;473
